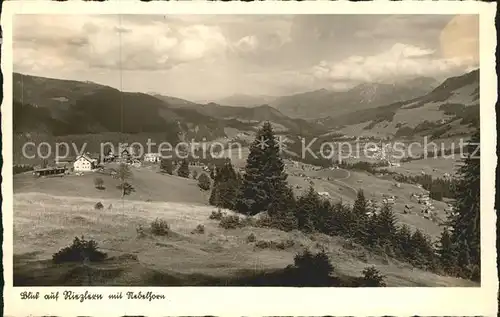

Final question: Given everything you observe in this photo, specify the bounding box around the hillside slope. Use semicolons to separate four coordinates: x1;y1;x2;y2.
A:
318;69;479;139
13;192;477;287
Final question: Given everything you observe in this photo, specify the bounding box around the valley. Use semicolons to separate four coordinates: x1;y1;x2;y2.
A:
12;69;480;287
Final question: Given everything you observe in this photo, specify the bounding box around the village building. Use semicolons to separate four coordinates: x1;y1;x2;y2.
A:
73;154;98;172
33;166;67;177
144;152;160;163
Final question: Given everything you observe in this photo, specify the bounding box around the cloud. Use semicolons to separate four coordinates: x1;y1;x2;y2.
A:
12;14;479;100
311;43;476;85
13;15;229;72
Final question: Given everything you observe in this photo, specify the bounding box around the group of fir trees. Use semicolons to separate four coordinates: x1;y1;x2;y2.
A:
207;122;481;282
435;130;480;281
160;158;190;178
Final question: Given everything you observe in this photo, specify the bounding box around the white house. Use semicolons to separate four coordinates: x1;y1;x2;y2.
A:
73;154;97;172
144;152;160;163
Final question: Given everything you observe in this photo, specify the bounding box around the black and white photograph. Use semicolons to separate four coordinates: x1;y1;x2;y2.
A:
1;1;498;316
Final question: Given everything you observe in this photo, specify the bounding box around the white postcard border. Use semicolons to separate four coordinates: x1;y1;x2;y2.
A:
1;1;498;316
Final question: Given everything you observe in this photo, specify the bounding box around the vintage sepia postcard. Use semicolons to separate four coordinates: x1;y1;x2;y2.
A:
1;0;498;316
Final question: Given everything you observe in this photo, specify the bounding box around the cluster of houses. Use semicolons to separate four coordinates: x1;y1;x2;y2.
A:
31;143;165;177
409;192;438;219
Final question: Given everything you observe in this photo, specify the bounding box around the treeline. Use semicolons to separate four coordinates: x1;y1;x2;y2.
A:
337;160;389;174
206;122;480;281
390;173;456;201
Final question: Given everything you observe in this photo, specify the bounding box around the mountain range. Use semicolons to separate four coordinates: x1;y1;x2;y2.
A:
269;77;439;119
12;69;479;143
12;73;323;140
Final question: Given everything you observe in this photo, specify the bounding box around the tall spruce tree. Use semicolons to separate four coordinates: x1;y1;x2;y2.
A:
410;229;434;268
437;228;457;272
394;224;413;259
209;162;239;210
268;185;298;232
235;122;288;216
295;186;319;233
374;203;397;246
450;130;480;267
352;190;369;243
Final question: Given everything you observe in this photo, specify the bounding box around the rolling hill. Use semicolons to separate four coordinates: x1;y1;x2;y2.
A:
270;77;438;120
13;73;323;141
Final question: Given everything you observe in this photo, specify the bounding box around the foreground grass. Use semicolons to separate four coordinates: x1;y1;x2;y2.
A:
13;192;477;287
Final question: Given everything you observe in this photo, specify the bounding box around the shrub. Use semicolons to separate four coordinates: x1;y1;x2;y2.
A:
52;236;107;264
116;182;135;196
160;159;174;175
292;249;334;286
198;173;211;191
219;214;244;229
209;209;224;220
150;218;170;236
191;224;205;234
276;239;295;250
177;159;190;178
255;214;273;228
246;233;257;243
192;170;198;180
255;240;272;249
94;177;104;190
136;225;146;238
94;202;104;210
360;266;386;287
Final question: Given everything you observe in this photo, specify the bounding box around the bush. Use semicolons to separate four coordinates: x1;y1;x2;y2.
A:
292;249;334;286
219;214;244;229
255;240;272;249
116;182;135;196
160;159;174;175
136;225;146;238
191;224;205;234
360;266;386;287
52;236;107;264
255;214;273;228
198;173;211;191
246;233;257;243
94;177;104;190
276;239;295;250
192;170;199;180
94;202;104;210
177;159;190;178
150;218;170;236
209;209;224;220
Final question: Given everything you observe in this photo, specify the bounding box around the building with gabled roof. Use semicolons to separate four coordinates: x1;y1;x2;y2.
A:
73;154;97;172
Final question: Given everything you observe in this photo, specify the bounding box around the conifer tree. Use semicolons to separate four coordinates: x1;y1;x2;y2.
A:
437;228;457;273
235;122;288;216
177;159;190;178
332;200;355;237
160;158;173;175
316;199;334;234
409;229;434;268
450;130;480;267
352;190;369;243
394;224;413;259
209;162;240;210
295;186;319;233
268;185;298;232
374;203;397;245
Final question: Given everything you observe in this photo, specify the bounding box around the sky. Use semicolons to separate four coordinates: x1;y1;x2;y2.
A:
13;14;479;101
